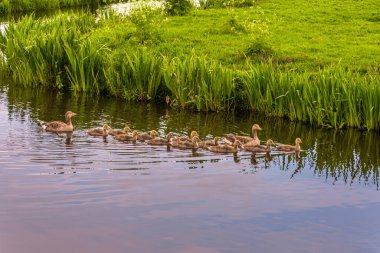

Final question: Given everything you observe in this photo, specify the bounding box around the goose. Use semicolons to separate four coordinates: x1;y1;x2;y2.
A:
113;130;139;142
39;111;77;132
147;133;174;145
137;130;160;141
242;139;274;153
108;125;132;136
241;124;262;147
208;140;241;153
87;124;110;137
198;137;221;149
225;124;262;144
276;138;302;152
171;136;200;149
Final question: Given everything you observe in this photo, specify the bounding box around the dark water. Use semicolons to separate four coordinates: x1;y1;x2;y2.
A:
0;84;379;253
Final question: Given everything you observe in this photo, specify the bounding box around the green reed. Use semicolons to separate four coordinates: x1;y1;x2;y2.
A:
162;55;236;111
0;13;106;91
0;13;379;129
239;63;380;129
104;48;163;101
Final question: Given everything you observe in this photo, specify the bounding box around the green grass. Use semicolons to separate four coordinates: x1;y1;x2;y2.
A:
0;1;379;129
153;1;380;73
0;0;123;15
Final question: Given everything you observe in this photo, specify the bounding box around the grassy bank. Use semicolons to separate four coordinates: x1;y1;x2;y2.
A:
0;2;379;129
0;0;122;15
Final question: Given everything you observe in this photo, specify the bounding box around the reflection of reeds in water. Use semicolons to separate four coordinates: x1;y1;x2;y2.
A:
313;129;379;188
3;85;380;188
272;121;379;189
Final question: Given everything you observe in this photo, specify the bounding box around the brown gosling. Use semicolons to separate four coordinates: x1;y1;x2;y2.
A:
276;138;302;152
208;140;242;153
87;124;110;137
243;139;274;153
178;130;199;142
172;136;201;149
198;137;221;149
137;130;159;141
147;133;174;145
113;130;139;142
39;111;77;132
108;125;132;136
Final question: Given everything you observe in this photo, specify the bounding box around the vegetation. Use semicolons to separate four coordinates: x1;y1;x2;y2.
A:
0;0;122;15
164;0;193;16
0;0;379;129
199;0;254;9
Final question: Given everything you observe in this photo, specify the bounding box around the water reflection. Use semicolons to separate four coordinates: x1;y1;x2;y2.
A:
1;85;379;188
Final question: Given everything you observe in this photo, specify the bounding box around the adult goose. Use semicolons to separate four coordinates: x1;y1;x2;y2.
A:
39;111;77;132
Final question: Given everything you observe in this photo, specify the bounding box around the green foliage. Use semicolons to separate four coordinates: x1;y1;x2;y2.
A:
127;0;165;44
104;48;163;101
0;0;10;15
239;62;380;129
0;0;123;14
201;0;254;9
162;55;236;111
164;0;193;16
0;13;103;91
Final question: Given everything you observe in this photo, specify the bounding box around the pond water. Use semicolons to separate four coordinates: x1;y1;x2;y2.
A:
0;83;379;253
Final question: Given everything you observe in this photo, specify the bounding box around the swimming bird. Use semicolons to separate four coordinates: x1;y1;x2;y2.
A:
208;140;241;153
175;136;201;150
87;124;110;137
147;133;174;145
113;130;139;142
137;130;160;141
242;139;274;153
276;138;302;152
39;111;77;132
225;124;262;145
178;130;199;142
108;125;132;136
241;124;262;147
198;137;221;149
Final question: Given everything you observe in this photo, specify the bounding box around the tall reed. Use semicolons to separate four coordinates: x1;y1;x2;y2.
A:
0;13;106;91
104;48;163;101
162;55;236;111
239;62;380;129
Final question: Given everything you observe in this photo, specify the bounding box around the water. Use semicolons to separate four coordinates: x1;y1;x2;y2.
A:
0;83;379;253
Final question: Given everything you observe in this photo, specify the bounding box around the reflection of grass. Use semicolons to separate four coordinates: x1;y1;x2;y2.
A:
274;121;380;189
5;85;380;188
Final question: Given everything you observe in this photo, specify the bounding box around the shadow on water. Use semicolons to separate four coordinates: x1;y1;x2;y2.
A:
2;84;379;189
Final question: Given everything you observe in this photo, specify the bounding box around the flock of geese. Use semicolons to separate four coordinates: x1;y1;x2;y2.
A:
39;111;302;154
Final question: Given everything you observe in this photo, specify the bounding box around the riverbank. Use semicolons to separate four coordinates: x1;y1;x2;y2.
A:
0;0;125;15
0;1;379;129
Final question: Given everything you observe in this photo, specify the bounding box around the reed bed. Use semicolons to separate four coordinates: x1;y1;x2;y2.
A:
239;63;380;129
0;13;379;129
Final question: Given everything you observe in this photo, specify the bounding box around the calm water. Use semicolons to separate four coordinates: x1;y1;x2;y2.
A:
0;84;379;253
